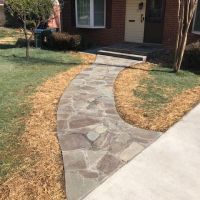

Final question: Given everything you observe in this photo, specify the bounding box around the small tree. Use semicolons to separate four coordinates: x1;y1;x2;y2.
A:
174;0;198;72
5;0;54;59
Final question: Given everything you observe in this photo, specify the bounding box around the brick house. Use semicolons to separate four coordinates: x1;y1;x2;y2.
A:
61;0;200;49
48;0;61;30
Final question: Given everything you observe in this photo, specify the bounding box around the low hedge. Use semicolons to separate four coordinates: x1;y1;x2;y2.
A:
183;41;200;70
46;32;81;51
15;38;35;48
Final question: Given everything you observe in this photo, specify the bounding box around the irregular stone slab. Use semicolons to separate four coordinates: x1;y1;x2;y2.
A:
57;55;161;200
85;150;106;168
65;171;99;200
87;132;100;142
59;134;91;151
119;142;144;162
63;150;87;170
69;117;100;129
97;154;122;175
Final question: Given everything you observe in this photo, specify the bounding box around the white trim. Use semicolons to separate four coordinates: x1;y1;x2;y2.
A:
75;0;106;29
192;0;200;34
90;0;94;26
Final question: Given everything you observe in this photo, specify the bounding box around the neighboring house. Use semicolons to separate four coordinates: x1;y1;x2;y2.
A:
61;0;200;49
48;0;61;30
0;0;5;26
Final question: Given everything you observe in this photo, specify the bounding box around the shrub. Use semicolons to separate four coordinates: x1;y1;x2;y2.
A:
182;41;200;70
4;5;21;28
46;32;81;50
15;38;34;48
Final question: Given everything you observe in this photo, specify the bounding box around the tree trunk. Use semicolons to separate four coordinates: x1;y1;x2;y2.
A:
173;0;198;72
23;16;30;59
175;32;188;72
26;39;30;59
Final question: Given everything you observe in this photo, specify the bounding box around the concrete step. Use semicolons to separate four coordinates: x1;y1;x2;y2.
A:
102;47;150;56
98;50;147;61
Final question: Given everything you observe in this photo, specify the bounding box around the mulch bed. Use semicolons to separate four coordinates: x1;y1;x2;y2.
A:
0;53;96;200
114;62;200;132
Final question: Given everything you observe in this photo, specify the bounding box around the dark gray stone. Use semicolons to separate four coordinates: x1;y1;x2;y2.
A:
65;171;99;200
63;150;86;170
97;154;122;175
79;170;99;179
69;117;100;129
59;134;91;151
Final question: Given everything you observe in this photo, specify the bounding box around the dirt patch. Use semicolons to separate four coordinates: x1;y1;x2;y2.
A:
0;53;96;200
114;63;200;132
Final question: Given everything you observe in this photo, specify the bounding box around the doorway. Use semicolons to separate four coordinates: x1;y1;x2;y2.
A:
144;0;165;43
125;0;146;43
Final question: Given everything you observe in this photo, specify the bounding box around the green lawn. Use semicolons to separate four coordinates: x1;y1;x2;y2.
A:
0;47;81;182
134;65;200;117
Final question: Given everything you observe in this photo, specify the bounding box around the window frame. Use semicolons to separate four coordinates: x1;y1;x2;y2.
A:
75;0;106;29
192;0;200;35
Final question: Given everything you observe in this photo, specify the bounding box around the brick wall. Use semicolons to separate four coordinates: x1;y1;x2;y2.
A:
163;0;200;49
62;0;126;46
62;0;200;48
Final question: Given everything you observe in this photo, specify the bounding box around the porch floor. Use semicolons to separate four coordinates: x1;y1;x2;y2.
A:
101;42;165;56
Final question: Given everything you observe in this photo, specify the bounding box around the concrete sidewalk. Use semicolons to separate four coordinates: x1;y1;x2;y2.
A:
84;104;200;200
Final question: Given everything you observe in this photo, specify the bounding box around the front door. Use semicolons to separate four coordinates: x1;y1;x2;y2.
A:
125;0;146;43
144;0;165;43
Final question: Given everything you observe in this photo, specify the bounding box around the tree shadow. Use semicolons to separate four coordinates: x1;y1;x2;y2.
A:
126;65;175;74
0;54;82;67
0;44;16;49
126;61;200;75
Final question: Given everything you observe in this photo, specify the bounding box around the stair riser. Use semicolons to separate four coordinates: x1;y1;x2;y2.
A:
102;47;149;56
98;52;146;61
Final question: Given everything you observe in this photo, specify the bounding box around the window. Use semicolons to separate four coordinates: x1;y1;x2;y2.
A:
193;0;200;34
76;0;106;28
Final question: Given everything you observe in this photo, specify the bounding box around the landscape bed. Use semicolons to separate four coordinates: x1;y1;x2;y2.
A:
115;63;200;132
0;27;96;199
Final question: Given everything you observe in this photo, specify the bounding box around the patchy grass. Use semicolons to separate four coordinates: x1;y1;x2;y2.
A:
0;47;81;182
115;63;200;132
134;66;200;118
0;53;95;199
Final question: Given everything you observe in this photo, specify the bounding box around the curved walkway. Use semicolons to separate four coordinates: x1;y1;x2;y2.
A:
57;55;160;200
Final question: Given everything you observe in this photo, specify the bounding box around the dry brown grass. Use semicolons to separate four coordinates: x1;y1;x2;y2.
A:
0;53;96;200
114;63;200;132
0;28;26;45
0;37;17;44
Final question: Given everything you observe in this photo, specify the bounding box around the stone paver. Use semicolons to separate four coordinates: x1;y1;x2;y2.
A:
57;55;161;200
83;104;200;200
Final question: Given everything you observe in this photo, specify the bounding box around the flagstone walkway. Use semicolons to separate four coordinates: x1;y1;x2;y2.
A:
57;55;161;200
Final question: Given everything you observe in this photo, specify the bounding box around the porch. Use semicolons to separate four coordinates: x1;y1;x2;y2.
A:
94;42;165;62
